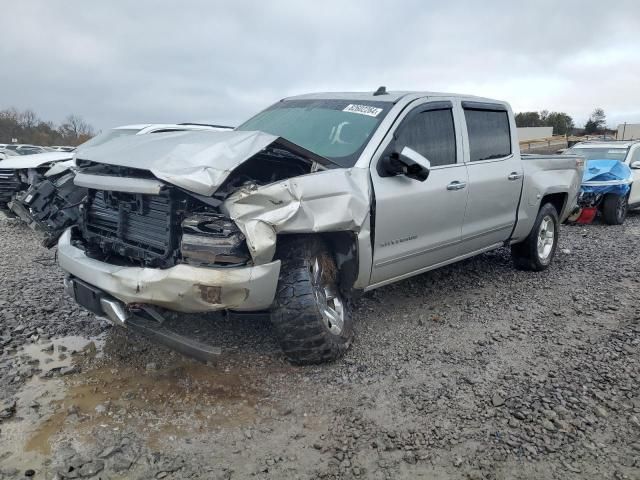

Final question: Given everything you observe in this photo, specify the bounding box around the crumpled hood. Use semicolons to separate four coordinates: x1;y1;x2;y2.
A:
582;159;632;183
74;129;324;196
0;151;73;169
580;159;632;197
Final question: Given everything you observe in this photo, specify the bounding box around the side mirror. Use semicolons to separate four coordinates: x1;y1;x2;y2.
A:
631;161;640;169
379;146;431;182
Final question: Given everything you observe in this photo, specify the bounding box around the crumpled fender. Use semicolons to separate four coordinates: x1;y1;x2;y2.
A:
222;168;371;264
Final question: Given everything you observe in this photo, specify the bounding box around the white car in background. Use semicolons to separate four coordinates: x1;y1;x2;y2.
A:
3;144;47;155
565;140;640;212
0;123;233;246
0;149;18;161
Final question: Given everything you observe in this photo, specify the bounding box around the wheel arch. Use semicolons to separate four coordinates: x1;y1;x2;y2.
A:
275;232;360;297
540;192;567;217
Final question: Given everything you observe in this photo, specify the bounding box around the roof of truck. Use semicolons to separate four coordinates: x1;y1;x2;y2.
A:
285;90;506;104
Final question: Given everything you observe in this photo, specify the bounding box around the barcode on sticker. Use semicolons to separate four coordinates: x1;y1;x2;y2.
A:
343;104;383;117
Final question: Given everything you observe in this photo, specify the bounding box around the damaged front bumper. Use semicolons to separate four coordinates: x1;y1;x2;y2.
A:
57;229;281;313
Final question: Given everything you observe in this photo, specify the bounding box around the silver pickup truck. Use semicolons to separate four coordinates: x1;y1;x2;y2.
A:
58;90;584;364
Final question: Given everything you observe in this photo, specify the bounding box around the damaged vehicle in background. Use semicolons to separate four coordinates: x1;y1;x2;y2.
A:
564;140;639;224
0;148;18;161
0;150;75;243
0;123;233;247
57;89;584;364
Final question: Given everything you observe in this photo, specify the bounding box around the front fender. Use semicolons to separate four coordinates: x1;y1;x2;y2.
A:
222;168;372;269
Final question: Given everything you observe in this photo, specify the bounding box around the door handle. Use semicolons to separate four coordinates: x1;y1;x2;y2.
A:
508;172;522;181
446;181;467;191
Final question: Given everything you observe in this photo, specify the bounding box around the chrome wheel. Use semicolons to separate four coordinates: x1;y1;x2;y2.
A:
537;215;555;263
310;257;345;335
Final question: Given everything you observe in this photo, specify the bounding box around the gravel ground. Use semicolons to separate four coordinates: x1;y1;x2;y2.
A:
0;212;639;480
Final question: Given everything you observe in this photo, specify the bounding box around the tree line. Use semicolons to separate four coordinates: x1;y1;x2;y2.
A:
0;108;95;146
515;108;608;136
0;105;613;145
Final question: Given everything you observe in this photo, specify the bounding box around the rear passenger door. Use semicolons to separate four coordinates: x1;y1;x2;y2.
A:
459;102;522;254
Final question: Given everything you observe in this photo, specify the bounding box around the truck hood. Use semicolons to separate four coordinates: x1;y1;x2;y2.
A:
0;151;74;170
74;129;333;196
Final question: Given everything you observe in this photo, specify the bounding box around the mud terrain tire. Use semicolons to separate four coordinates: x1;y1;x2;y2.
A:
271;236;354;365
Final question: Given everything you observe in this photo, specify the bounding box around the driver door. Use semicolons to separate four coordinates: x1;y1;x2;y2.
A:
369;100;469;286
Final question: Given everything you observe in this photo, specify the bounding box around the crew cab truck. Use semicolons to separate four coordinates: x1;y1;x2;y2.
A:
58;90;584;364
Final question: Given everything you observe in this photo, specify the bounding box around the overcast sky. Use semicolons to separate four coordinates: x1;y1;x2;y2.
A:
1;1;639;131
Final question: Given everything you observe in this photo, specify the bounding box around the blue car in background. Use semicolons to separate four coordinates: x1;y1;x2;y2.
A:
564;141;640;224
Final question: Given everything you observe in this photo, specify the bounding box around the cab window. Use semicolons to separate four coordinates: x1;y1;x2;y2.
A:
394;108;457;167
464;108;511;161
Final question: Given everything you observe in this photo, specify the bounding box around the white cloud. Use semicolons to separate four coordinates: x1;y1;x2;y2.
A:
0;0;638;130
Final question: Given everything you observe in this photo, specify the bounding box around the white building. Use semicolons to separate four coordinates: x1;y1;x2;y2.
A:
617;123;640;140
517;127;553;142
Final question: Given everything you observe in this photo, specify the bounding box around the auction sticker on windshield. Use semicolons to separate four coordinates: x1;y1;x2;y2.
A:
343;104;383;117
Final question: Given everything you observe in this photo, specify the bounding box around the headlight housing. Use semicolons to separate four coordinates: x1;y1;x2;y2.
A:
180;213;250;266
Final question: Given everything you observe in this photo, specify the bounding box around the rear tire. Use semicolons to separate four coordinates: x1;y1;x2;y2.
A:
602;193;627;225
511;203;559;271
271;236;354;365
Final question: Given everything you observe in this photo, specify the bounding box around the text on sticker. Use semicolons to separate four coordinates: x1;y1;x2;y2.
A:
343;104;383;117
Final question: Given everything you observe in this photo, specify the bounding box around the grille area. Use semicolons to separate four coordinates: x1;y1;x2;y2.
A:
0;169;21;205
80;188;178;267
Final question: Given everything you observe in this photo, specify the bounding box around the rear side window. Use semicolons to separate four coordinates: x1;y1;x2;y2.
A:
395;108;457;167
464;108;511;161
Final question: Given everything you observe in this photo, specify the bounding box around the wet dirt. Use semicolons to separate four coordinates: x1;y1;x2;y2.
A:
0;336;102;475
2;215;640;479
0;333;269;478
19;336;100;374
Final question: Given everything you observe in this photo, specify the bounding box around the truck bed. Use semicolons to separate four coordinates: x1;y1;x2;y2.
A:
509;153;584;242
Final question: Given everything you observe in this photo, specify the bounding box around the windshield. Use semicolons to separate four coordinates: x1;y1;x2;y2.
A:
238;99;392;167
566;147;629;162
78;128;140;149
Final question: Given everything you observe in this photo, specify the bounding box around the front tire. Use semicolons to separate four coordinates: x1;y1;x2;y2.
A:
602;193;627;225
271;236;354;365
511;203;559;271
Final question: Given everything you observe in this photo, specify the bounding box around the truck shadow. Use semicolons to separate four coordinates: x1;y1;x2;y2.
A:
100;211;640;367
102;249;516;366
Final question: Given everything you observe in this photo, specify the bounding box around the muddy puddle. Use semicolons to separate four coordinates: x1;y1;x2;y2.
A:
19;336;102;373
0;336;102;475
0;333;268;476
